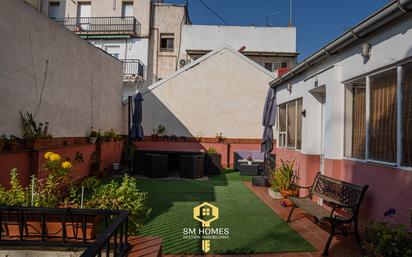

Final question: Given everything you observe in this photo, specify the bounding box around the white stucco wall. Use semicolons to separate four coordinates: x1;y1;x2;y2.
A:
140;47;275;138
89;38;149;64
0;0;123;137
181;25;296;53
275;15;412;160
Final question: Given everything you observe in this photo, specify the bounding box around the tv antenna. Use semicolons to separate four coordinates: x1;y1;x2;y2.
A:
289;0;293;26
266;10;280;26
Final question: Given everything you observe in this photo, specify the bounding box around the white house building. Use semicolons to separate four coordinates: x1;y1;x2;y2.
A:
271;0;412;226
179;25;297;72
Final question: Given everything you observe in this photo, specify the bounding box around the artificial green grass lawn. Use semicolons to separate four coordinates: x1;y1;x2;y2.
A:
135;170;315;254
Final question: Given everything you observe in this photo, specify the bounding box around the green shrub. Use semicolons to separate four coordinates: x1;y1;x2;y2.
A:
207;147;218;154
5;168;29;206
363;220;412;257
85;175;150;234
270;159;297;192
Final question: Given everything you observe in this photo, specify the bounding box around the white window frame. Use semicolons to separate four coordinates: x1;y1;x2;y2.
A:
342;60;412;170
277;98;302;150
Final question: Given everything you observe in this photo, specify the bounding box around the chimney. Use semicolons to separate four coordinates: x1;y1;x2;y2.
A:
238;46;246;52
277;67;289;77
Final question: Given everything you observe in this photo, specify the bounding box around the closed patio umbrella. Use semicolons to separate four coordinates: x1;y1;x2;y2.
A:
130;92;144;141
261;87;276;154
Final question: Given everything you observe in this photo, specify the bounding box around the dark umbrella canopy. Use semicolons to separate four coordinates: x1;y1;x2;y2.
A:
130;92;144;141
261;87;277;153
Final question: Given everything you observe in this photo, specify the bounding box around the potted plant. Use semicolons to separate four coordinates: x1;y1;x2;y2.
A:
362;220;412;257
0;134;7;152
89;127;98;144
204;147;222;175
270;159;298;205
20;111;53;149
216;132;226;143
7;135;23;151
151;125;165;141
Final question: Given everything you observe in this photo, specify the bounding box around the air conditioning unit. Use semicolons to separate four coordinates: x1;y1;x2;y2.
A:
179;59;187;68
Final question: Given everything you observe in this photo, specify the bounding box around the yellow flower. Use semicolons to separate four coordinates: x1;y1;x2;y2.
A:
61;161;72;169
44;152;53;159
49;153;61;162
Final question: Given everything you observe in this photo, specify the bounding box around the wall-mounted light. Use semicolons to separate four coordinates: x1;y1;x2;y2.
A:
287;83;292;93
361;42;371;58
301;109;307;117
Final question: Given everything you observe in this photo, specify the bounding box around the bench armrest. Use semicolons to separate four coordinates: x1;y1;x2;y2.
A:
290;184;311;190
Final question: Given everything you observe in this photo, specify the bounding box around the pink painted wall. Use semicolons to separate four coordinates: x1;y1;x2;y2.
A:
35;144;96;182
135;141;265;168
274;147;412;226
0;150;33;188
0;140;125;188
135;141;230;167
100;140;124;172
324;159;412;227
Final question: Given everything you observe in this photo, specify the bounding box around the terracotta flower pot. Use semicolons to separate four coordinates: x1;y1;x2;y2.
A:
280;189;299;207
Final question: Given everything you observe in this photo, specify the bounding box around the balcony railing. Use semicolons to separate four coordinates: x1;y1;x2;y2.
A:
0;206;130;257
55;16;141;36
121;59;146;79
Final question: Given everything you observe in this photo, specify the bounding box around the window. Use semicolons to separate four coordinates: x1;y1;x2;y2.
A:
278;98;302;150
368;69;397;163
160;34;174;51
278;104;287;147
48;2;60;19
402;62;412;166
77;2;91;30
105;45;121;59
344;78;366;159
344;62;412;167
122;2;133;18
264;62;288;72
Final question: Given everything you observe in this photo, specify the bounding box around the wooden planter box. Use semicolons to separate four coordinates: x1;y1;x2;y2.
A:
204;153;222;175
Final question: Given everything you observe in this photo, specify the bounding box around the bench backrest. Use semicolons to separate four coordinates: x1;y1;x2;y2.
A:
311;172;368;212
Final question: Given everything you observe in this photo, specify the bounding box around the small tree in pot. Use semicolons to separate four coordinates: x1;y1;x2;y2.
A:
204;147;222;175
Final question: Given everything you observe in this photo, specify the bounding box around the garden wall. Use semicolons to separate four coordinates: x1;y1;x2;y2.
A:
274;147;412;227
0;140;124;188
0;0;123;138
135;138;266;168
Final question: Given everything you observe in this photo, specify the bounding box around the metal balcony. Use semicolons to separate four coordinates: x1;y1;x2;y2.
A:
121;59;146;80
55;16;141;37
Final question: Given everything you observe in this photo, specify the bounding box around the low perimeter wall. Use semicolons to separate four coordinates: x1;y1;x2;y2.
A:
0;139;124;188
134;137;268;168
274;147;412;227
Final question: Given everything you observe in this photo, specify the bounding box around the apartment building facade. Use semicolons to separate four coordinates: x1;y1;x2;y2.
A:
30;0;297;90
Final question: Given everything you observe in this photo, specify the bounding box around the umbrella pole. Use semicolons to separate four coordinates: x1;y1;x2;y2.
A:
128;95;132;174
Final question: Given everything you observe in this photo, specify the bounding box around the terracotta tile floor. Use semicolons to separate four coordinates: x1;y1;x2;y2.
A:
161;182;361;257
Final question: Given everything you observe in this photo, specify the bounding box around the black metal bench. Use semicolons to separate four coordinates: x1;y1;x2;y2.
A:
286;172;369;256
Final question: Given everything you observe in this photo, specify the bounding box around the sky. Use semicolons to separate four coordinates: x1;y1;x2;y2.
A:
165;0;391;61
